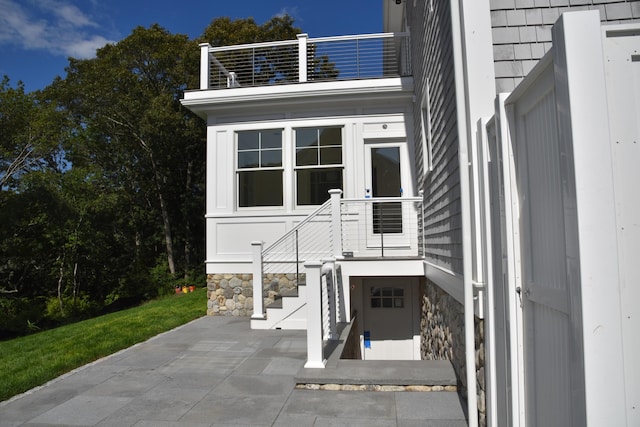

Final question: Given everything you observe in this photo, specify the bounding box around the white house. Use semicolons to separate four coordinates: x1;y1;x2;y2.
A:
182;1;640;426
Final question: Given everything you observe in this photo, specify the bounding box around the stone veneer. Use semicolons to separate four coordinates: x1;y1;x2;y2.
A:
206;273;300;316
421;279;487;427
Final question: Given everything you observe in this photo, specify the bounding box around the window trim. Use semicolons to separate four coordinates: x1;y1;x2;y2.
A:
235;129;285;209
420;81;433;174
293;126;345;207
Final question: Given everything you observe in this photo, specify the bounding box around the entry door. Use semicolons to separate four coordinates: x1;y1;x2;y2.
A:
362;278;416;360
364;144;407;250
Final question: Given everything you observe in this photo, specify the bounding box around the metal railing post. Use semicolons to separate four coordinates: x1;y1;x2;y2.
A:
329;189;343;258
304;261;326;368
251;241;265;320
297;33;308;82
199;43;211;90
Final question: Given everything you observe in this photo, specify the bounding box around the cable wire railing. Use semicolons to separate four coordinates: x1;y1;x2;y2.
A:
199;32;411;90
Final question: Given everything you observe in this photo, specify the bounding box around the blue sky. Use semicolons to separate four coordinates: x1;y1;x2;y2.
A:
0;0;382;92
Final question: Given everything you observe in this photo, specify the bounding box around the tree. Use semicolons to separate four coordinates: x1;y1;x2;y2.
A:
0;77;67;190
47;25;205;280
199;16;338;87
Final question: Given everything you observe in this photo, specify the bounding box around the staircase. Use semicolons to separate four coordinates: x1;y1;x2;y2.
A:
251;282;308;330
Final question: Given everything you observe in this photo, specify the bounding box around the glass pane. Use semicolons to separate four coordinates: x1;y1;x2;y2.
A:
382;298;392;308
296;168;343;205
320;147;342;165
371;147;401;197
382;287;392;297
238;170;283;207
261;130;282;149
319;127;341;146
371;298;381;308
296;128;318;148
261;149;282;167
395;288;404;297
296;148;318;166
237;131;259;150
238;151;259;168
394;298;404;308
370;287;381;297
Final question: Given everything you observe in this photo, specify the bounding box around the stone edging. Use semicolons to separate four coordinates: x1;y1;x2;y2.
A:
295;384;458;392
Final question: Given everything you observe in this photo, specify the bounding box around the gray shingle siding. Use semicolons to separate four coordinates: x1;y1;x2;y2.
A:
490;0;640;92
408;0;463;274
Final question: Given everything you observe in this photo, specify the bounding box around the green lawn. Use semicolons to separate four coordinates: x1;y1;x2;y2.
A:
0;288;206;402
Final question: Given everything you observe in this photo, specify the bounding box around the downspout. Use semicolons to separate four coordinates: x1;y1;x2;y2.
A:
449;0;478;425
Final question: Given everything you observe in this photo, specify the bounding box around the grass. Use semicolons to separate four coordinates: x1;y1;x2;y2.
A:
0;288;206;402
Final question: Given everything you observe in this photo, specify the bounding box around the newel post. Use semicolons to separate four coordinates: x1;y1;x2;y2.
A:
251;241;265;320
329;189;343;258
304;261;326;368
199;43;211;90
297;33;308;83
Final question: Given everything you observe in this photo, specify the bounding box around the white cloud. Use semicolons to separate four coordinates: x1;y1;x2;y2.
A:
0;0;115;58
275;6;300;21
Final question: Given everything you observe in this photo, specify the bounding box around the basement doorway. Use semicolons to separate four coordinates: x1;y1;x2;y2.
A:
359;277;420;360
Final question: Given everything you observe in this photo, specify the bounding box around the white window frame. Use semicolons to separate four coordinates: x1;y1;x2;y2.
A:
293;126;345;207
420;81;433;174
235;129;285;209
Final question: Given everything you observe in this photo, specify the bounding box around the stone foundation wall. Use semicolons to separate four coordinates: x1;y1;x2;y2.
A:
420;279;487;427
206;273;300;316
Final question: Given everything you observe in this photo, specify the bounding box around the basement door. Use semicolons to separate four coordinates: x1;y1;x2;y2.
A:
362;278;418;360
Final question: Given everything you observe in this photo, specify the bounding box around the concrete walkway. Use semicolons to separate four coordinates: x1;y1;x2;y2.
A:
0;316;467;426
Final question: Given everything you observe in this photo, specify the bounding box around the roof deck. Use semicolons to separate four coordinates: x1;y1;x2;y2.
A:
196;32;412;91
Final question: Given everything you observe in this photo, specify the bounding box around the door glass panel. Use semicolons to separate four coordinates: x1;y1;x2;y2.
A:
371;147;401;197
371;147;402;234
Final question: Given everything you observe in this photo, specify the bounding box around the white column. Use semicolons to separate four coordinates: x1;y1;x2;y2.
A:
304;261;326;368
199;43;211;90
329;189;343;258
297;33;308;83
251;241;265;320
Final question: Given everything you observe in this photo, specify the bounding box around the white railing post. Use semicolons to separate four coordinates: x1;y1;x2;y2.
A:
297;33;308;83
329;189;343;258
251;241;265;320
304;260;326;368
322;259;338;340
199;43;211;90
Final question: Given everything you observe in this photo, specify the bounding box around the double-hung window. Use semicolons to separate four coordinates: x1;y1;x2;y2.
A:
295;127;343;205
237;129;283;207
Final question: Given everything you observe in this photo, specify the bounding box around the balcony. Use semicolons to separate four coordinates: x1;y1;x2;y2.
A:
197;32;412;91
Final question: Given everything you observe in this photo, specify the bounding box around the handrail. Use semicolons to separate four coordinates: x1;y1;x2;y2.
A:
200;31;412;90
263;200;332;257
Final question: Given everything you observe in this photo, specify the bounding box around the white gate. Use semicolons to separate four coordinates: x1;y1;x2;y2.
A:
482;11;633;427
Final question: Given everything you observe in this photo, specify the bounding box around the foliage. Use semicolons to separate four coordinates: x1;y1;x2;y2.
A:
0;289;205;402
0;15;306;339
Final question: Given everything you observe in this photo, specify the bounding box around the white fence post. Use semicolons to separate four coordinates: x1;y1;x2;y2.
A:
251;241;265;320
304;260;326;368
329;189;343;258
297;33;308;83
199;43;211;90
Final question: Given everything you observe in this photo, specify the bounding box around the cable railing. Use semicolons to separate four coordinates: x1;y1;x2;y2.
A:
262;199;334;279
340;197;423;258
199;32;411;90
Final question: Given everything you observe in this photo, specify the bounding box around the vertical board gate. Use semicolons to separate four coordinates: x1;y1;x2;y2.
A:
482;11;632;426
